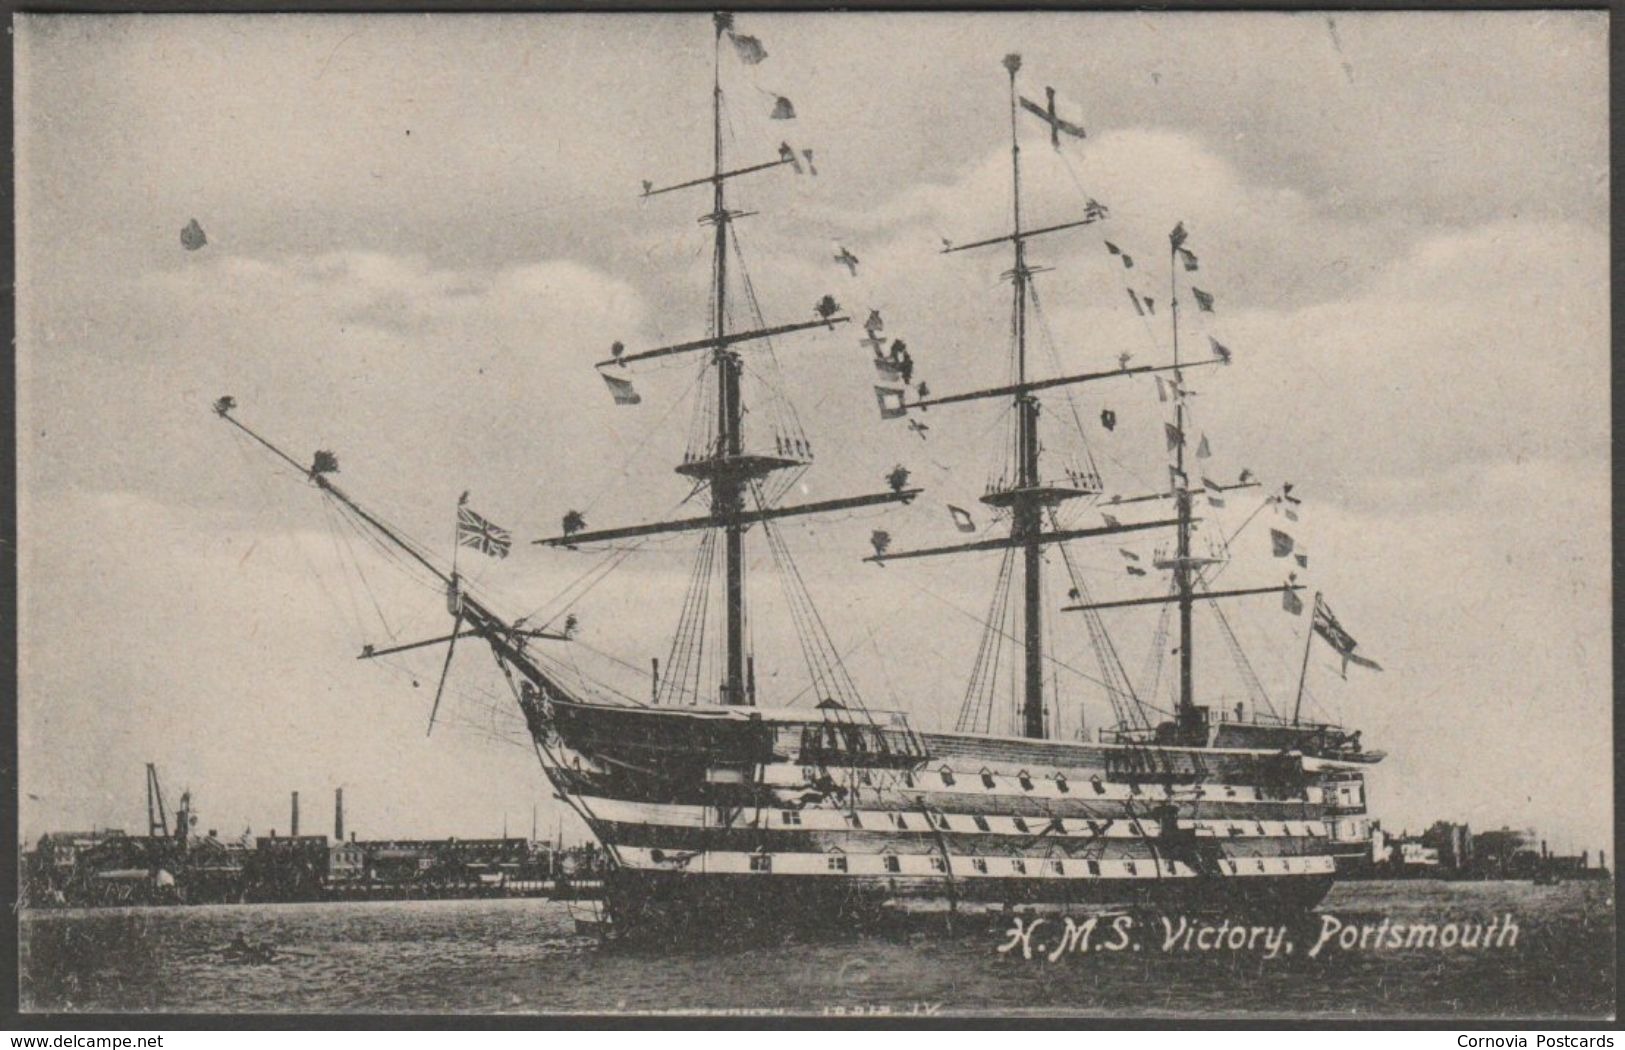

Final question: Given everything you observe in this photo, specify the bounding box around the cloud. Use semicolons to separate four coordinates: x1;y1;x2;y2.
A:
21;248;652;530
1203;220;1608;494
1279;455;1612;844
748;132;1606;512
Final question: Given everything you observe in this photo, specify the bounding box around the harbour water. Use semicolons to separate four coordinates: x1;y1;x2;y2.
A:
20;881;1613;1018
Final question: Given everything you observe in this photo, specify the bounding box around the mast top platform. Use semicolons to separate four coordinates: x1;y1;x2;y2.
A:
676;452;810;483
979;482;1096;509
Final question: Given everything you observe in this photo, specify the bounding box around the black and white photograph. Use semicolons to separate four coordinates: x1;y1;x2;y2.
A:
11;8;1615;1023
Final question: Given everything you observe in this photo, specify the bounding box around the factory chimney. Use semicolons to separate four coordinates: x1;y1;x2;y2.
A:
291;790;300;838
335;787;344;842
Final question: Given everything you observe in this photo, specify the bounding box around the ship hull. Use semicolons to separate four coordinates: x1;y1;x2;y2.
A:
520;691;1355;938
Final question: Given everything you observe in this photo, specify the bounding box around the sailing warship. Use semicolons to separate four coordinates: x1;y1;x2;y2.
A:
217;14;1384;935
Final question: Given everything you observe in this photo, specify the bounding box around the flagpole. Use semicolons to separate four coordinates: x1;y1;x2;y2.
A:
1292;591;1320;725
451;494;463;584
450;493;466;622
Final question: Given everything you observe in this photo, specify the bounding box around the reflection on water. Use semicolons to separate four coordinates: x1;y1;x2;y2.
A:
20;881;1614;1018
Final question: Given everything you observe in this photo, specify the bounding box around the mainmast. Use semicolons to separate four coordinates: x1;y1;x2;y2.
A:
874;55;1301;741
869;55;1187;741
1005;53;1046;740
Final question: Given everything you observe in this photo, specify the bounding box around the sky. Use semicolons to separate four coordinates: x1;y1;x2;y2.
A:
15;12;1610;855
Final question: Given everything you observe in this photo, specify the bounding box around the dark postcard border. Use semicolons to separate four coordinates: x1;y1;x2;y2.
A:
0;0;1618;1032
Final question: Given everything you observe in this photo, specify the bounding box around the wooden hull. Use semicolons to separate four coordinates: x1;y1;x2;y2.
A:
522;692;1363;938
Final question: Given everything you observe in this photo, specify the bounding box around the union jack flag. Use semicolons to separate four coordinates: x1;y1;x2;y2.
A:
1312;595;1383;675
457;495;511;559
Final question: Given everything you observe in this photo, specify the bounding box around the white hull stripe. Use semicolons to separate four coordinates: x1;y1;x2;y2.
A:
751;763;1325;805
574;795;1327;840
614;846;1338;879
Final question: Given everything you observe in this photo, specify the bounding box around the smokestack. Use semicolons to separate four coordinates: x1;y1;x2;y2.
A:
291;791;300;838
1541;839;1548;859
651;658;660;702
335;787;344;842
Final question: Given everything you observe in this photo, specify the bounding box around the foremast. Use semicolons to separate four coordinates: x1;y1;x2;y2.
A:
709;14;748;707
535;12;920;709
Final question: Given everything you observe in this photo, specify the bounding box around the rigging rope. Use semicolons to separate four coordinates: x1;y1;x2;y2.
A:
1050;515;1153;733
756;488;868;712
1138;587;1177;718
1026;276;1103;491
954;546;1017;734
1203;581;1280;719
659;528;719;705
582;362;707;517
728;222;812;470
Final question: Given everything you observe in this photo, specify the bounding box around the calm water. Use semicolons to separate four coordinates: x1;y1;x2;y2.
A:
20;881;1615;1019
